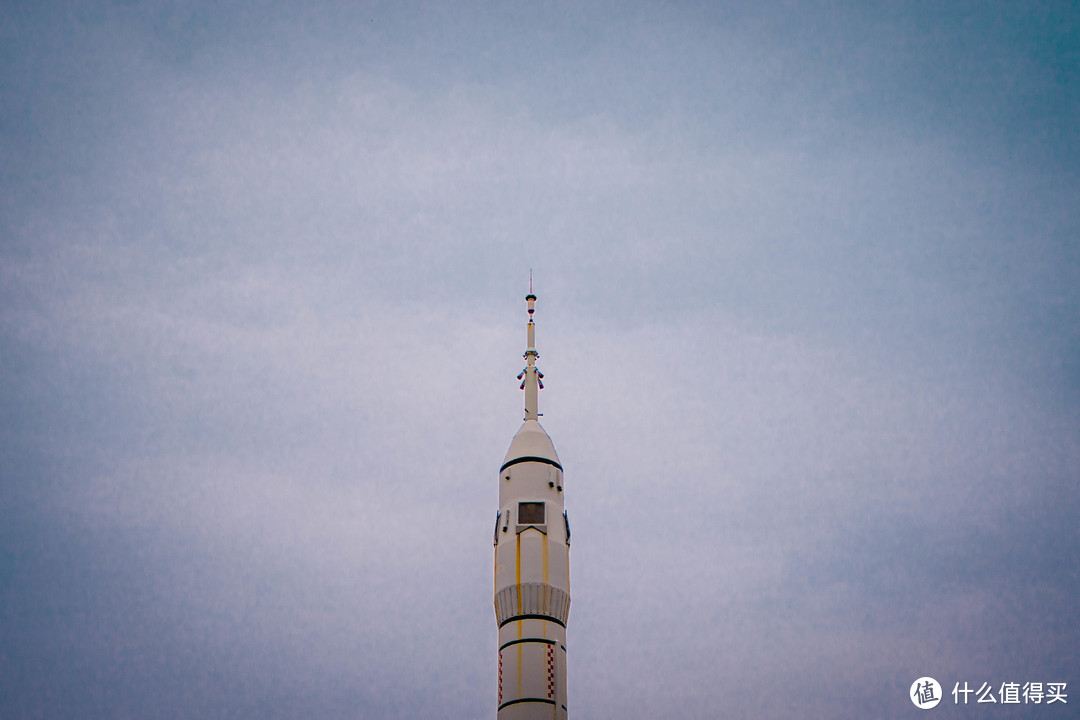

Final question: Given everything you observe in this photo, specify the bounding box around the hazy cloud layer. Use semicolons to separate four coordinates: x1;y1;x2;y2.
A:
2;2;1077;718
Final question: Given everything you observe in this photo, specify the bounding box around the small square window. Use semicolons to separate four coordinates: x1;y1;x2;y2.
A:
518;502;545;524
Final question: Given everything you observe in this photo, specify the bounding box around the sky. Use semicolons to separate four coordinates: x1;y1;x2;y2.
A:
1;1;1078;718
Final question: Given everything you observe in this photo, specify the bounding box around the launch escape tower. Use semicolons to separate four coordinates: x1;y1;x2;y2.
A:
493;288;570;719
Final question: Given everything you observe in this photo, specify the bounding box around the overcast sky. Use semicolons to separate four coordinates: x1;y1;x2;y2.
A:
1;1;1077;718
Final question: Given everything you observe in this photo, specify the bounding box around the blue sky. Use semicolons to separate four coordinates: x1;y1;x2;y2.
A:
1;1;1077;718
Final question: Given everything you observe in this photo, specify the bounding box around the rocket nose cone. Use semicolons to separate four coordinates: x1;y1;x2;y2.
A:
502;419;561;469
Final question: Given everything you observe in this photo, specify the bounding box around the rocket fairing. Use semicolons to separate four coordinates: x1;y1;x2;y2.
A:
494;290;570;719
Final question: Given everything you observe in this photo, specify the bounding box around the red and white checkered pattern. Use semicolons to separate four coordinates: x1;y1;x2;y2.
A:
546;645;555;699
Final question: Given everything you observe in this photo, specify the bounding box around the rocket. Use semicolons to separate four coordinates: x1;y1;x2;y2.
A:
493;288;570;719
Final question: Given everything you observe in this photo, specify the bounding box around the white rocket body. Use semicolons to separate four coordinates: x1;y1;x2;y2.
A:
494;292;570;719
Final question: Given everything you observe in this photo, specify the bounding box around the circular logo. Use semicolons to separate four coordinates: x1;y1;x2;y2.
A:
911;677;942;709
